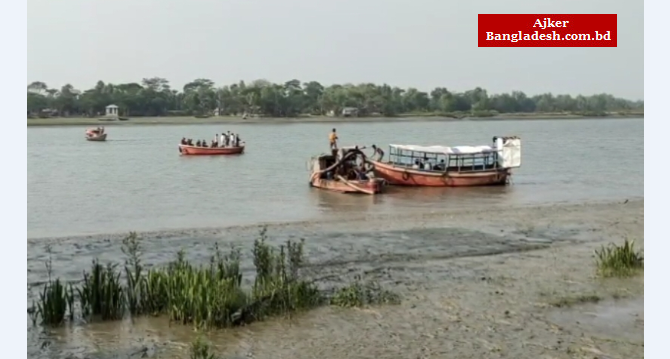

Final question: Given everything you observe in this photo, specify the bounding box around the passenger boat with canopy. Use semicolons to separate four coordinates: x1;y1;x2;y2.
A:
368;136;521;187
308;146;386;195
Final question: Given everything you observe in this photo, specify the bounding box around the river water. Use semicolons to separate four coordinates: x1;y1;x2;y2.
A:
28;118;643;239
27;118;644;358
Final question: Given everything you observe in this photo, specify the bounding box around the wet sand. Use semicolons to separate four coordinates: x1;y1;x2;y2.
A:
25;113;643;127
27;199;644;359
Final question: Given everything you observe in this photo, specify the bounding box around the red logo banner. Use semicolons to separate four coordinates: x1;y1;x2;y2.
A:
478;14;617;47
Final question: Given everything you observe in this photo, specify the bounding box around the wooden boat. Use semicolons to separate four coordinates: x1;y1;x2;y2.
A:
309;146;386;195
178;144;245;155
368;136;521;187
85;128;107;141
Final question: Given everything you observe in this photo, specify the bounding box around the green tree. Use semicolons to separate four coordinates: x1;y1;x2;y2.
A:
25;77;644;119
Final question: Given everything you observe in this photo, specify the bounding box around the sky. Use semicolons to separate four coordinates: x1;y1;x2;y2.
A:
27;0;643;100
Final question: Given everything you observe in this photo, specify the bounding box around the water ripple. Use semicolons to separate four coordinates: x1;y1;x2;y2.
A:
28;119;643;238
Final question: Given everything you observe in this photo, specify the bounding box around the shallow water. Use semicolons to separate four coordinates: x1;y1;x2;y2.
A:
549;297;644;343
25;224;580;359
27;118;643;239
25;199;644;358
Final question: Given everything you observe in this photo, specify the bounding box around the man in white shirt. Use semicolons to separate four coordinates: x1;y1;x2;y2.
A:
220;133;227;147
230;133;237;147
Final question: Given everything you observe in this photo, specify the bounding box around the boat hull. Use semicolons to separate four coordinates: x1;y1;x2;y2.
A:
178;145;245;155
370;161;509;187
85;133;107;141
310;176;385;195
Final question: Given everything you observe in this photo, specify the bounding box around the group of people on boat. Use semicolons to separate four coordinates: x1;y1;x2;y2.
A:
324;127;449;181
180;131;242;148
411;158;446;171
320;129;370;181
88;126;105;135
323;157;372;182
329;128;384;161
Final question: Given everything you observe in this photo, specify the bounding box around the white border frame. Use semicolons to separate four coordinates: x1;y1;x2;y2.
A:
644;1;664;358
14;2;657;358
3;0;27;356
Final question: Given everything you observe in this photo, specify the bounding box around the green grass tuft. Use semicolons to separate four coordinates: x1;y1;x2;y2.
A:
594;239;644;277
189;334;218;359
330;277;401;307
549;294;601;308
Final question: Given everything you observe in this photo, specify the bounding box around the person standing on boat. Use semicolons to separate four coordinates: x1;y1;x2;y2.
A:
220;133;226;147
226;131;232;146
329;128;338;151
371;144;384;161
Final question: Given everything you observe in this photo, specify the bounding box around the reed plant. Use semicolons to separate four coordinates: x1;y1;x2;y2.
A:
594;238;644;277
77;260;125;320
29;228;398;329
249;230;323;321
122;232;143;316
162;257;248;328
29;245;75;326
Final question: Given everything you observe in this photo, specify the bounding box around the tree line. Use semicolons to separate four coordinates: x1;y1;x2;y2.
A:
27;78;644;118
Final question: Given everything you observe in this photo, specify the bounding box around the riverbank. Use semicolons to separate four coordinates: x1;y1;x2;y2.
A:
26;112;643;127
27;199;643;358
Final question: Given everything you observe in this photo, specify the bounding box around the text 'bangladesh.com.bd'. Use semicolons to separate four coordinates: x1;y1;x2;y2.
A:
486;30;613;42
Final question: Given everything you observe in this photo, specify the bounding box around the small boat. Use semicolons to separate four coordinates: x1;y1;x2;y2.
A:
309;146;385;195
368;136;521;187
85;128;107;141
178;144;245;156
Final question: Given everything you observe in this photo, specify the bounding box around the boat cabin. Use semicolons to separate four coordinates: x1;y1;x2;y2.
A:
386;136;521;173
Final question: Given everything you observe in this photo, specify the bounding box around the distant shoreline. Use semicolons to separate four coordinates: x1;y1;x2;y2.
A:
26;112;643;127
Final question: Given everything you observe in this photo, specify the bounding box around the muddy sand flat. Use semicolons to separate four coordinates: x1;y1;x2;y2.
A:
29;199;644;359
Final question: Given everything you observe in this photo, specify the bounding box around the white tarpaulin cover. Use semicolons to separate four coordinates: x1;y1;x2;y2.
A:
389;144;495;155
501;138;521;168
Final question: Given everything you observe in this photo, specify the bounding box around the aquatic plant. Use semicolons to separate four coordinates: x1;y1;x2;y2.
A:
594;238;644;277
162;257;248;329
29;228;399;329
250;231;323;321
190;335;218;359
121;232;143;316
330;276;401;307
77;260;126;320
120;227;322;329
29;244;75;326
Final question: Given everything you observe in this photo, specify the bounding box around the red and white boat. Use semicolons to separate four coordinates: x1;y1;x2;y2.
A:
178;144;245;156
85;128;107;141
368;136;521;187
